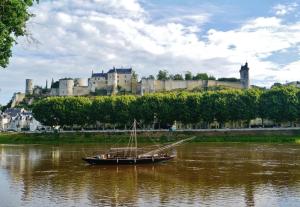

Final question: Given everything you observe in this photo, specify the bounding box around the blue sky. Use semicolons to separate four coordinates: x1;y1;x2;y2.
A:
1;0;300;105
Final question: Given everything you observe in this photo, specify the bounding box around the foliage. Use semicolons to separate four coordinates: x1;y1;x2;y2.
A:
32;97;91;127
0;0;38;68
259;86;298;123
156;70;169;80
173;74;184;80
132;70;138;80
147;75;155;80
1;132;299;144
208;75;216;80
51;81;59;88
193;73;209;80
218;77;240;82
32;86;300;129
185;72;192;80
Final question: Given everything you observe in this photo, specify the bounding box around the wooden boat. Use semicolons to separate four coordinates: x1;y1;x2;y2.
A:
82;154;175;165
82;120;194;165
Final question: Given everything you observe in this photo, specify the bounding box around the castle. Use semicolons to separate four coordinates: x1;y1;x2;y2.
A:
23;63;250;98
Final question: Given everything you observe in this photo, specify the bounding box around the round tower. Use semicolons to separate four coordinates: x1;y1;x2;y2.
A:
74;78;87;87
25;79;33;95
59;79;74;96
240;62;250;89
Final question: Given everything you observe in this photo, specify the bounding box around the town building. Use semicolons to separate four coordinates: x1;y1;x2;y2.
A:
0;108;41;132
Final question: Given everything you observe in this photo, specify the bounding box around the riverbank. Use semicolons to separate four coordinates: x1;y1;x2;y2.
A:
1;129;300;144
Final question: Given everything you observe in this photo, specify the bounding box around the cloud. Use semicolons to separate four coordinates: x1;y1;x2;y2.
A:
273;2;298;16
1;0;300;104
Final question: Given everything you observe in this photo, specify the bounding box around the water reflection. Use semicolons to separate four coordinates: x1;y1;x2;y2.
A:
0;143;299;207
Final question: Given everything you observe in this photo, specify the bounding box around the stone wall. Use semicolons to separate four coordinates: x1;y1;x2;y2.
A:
141;79;243;93
73;86;90;96
207;80;243;89
117;73;132;91
11;93;26;108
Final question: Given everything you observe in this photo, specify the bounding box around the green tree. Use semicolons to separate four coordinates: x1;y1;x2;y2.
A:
181;93;202;125
147;75;155;80
32;97;92;128
199;91;229;128
112;95;136;128
132;94;157;125
173;74;184;80
218;77;240;82
0;0;38;68
132;70;138;80
259;86;299;125
208;75;216;80
239;89;261;126
296;90;300;122
193;73;209;80
90;96;113;125
62;97;92;128
32;97;65;127
185;71;192;80
157;70;169;80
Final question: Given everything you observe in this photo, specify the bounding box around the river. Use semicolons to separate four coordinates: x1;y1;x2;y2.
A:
0;143;299;207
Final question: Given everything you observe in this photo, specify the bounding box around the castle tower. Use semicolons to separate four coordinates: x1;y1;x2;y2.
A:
59;78;74;96
240;62;250;89
25;79;33;95
112;67;118;94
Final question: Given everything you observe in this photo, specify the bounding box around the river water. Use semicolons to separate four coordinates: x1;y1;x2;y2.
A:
0;143;299;207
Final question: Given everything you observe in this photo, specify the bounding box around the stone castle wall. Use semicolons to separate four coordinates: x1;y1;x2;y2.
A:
141;79;243;93
73;86;90;96
207;80;243;89
11;93;26;108
25;64;249;97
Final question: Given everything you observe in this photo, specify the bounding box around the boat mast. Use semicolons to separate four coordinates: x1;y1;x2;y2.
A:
134;119;137;158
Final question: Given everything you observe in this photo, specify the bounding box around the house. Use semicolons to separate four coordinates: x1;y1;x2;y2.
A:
0;108;42;132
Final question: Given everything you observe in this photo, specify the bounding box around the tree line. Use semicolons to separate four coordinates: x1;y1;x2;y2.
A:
32;86;300;129
144;70;242;82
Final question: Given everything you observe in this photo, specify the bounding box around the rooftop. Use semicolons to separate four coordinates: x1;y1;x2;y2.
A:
92;72;108;78
107;68;132;74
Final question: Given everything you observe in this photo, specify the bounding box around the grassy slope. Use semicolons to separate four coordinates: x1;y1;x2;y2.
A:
0;132;299;144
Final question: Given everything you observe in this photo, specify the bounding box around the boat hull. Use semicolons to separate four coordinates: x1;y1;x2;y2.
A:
82;156;174;165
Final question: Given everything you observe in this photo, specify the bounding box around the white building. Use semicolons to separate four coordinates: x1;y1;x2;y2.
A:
0;108;42;132
0;113;9;131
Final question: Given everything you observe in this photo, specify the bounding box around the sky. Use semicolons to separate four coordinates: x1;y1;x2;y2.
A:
1;0;300;104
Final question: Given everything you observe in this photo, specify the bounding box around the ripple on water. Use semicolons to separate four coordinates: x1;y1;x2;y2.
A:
0;143;299;207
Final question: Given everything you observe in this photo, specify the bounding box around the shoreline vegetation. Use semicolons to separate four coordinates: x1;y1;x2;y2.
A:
31;86;300;130
1;129;300;144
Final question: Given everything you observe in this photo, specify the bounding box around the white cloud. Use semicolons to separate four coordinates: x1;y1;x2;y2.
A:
1;0;300;104
273;3;298;16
